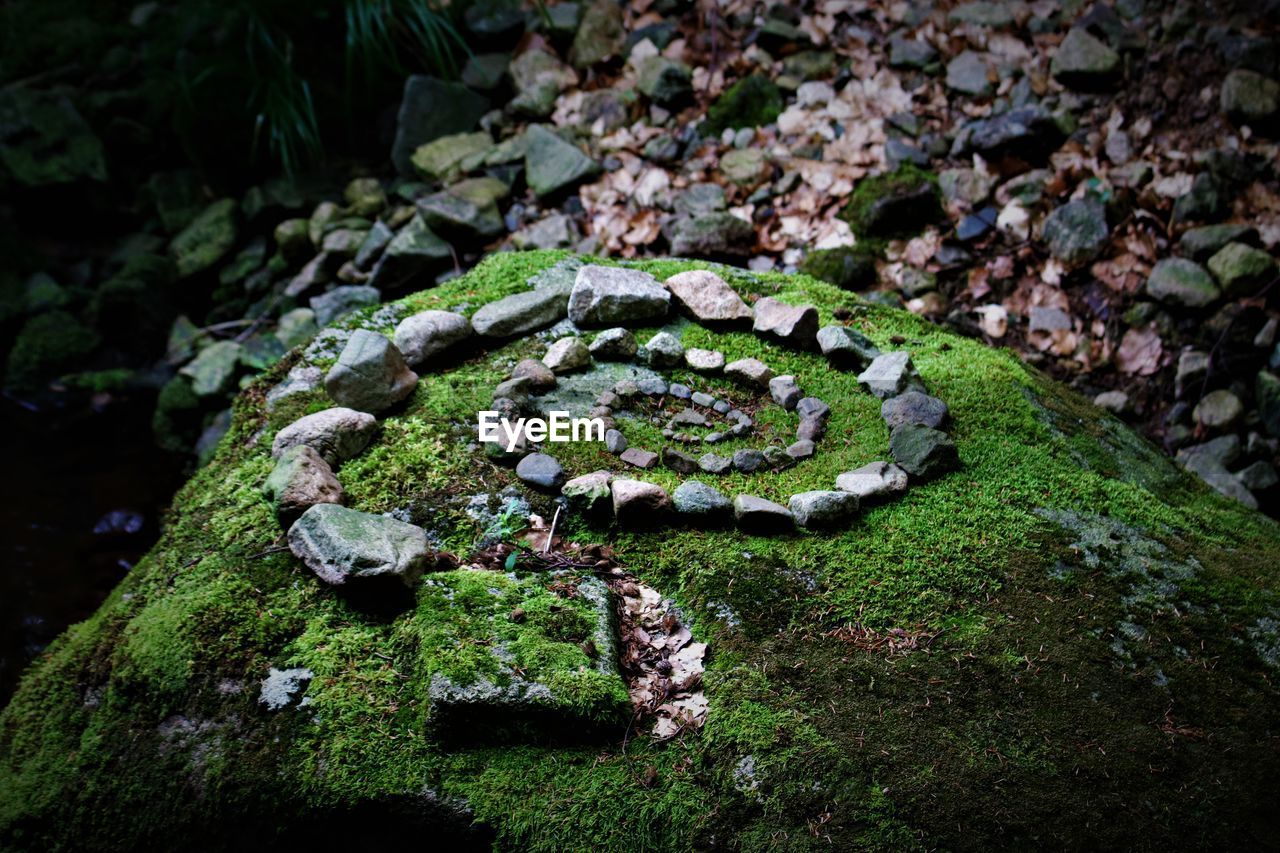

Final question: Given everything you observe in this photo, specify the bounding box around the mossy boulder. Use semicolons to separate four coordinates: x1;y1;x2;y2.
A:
700;74;784;136
3;252;1280;850
3;309;100;389
799;246;878;290
840;165;942;242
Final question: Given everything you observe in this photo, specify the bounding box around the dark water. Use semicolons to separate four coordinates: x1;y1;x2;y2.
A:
0;392;184;706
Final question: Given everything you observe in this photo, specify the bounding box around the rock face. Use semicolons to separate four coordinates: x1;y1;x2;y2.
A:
324;330;419;412
272;407;378;467
263;445;344;525
393;310;471;366
663;270;753;323
287;504;430;588
8;253;1280;853
568;265;670;326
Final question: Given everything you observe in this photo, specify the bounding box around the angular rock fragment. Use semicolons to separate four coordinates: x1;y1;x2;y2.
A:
788;490;859;529
752;297;819;349
515;452;566;491
835;461;909;502
769;375;801;410
263;445;344;526
287;504;430;589
620;447;659;469
732;494;794;531
663;269;753;323
325;330;419;413
569;265;670;326
882;391;949;429
889;425;959;479
589;327;639;360
817;325;881;369
542;336;591;373
611;478;671;528
672;481;733;524
562;470;613;513
272;407;378;467
857;351;921;399
511;358;557;391
724;357;774;388
645;331;684;368
393;310;471;366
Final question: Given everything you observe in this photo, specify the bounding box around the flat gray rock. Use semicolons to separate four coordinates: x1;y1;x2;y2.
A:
325;330;419;413
393;310;471;366
515;452;566;490
287;503;430;589
817;325;881;369
699;452;732;473
663;269;753;323
835;461;909;502
788;490;859;529
857;351;920;399
786;439;815;459
724;357;774;388
272;407;378;467
890;424;959;479
589;327;638;360
471;283;572;338
620;447;658;468
732;494;793;530
733;448;767;473
672;481;732;522
882;391;949;429
568;265;670;326
752;297;819;348
685;348;725;372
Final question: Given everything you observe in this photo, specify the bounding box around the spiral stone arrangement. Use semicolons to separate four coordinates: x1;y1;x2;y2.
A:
261;259;960;596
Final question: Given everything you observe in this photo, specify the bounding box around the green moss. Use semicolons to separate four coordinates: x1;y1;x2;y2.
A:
839;164;942;243
152;374;203;454
700;74;784;136
4;250;1280;851
798;246;878;290
4;309;101;389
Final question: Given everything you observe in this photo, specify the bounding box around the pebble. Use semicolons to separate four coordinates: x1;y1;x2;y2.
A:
620;447;659;469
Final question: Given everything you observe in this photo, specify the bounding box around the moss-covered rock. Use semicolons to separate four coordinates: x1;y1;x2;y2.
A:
840;165;942;242
3;309;101;388
799;246;878;290
700;75;784;136
3;252;1280;851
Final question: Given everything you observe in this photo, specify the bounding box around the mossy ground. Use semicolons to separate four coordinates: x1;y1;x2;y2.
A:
2;251;1279;851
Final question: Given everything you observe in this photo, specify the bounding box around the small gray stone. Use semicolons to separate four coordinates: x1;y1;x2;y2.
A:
1179;224;1259;262
620;447;659;468
1094;390;1130;414
562;470;613;513
835;461;909;502
180;340;242;397
511;358;557;391
1041;199;1109;265
493;377;531;401
393;309;471;366
515;452;566;490
1239;461;1278;492
699;452;732;473
946;50;992;97
663;447;698;473
786;439;815;459
324;330;418;413
1221;68;1280;126
272;407;378;467
589;327;638;360
796;416;827;442
1175;350;1211;399
1146;258;1221;308
769;375;801;410
881;391;949;429
263;445;345;526
1050;27;1120;90
611;478;671;528
732;494;793;530
287;503;430;589
857;351;919;399
685;348;726;372
543;336;592;373
670;408;709;427
1207;242;1276;298
889;424;959;479
788;490;859;529
672;481;732;522
796;397;830;421
637;377;668;396
752;297;819;348
1193;389;1244;430
569;265;670;326
733;448;767;473
471;286;571;338
691;391;715;407
669;383;692;400
816;325;881;369
646;331;685;368
724;357;774;388
524;125;601;198
605;429;628;454
713;400;731;414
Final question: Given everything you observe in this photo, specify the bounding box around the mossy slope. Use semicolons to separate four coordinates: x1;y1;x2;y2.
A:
2;251;1279;851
